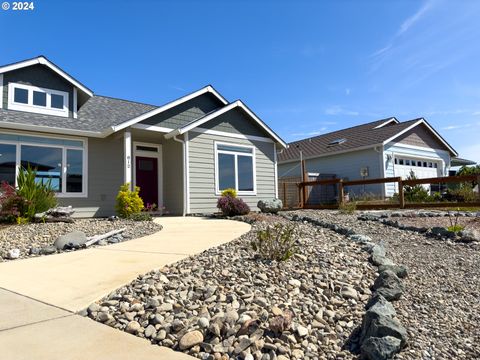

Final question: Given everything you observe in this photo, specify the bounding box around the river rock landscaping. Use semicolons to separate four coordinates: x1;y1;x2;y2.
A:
86;215;378;360
0;218;162;261
285;210;480;360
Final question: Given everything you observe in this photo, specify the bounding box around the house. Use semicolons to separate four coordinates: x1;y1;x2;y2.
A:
0;56;287;217
278;117;463;198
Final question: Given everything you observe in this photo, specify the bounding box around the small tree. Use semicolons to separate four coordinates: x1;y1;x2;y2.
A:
115;183;144;218
403;170;430;203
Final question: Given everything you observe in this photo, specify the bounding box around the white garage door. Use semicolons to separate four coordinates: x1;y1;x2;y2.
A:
394;156;441;179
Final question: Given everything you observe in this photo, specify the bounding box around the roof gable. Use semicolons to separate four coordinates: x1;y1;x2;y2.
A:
0;56;92;96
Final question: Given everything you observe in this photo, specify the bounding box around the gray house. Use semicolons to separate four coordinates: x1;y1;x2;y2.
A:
0;56;287;217
278;117;464;198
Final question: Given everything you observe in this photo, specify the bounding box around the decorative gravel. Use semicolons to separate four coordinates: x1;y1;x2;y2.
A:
392;216;480;233
286;210;480;360
0;219;162;261
86;216;376;360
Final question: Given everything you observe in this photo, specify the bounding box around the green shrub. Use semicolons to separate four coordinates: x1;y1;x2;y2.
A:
403;170;430;203
447;186;477;202
115;183;144;218
251;224;298;261
16;216;29;225
339;201;357;214
447;225;464;232
16;166;57;220
128;212;153;221
221;188;237;198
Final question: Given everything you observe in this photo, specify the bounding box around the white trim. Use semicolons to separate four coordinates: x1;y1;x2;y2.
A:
386;141;451;154
382;118;457;156
0;74;3;109
214;141;257;196
131;123;173;133
133;141;163;208
0;56;93;96
185;132;190;214
192;127;274;143
380;147;386;198
73;87;78;119
0;129;88;198
274;143;278;198
123;131;132;187
373;118;399;129
166;100;287;148
8;82;69;117
172;135;187;216
111;86;228;133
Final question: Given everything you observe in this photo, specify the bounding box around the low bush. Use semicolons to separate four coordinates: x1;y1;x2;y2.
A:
216;195;250;216
0;182;25;223
339;201;357;214
447;225;464;233
115;183;144;218
221;188;237;198
446;186;477;202
128;212;153;221
251;224;298;261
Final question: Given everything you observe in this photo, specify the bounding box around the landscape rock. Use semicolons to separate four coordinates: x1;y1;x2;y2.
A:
378;264;408;278
372;270;404;301
6;248;20;259
361;336;402;360
125;321;141;334
257;199;283;214
460;229;480;243
54;231;88;250
361;311;407;347
179;330;204;350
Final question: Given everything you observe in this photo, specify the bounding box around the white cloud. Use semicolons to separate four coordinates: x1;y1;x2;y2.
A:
345;88;351;96
397;0;434;36
473;111;480;116
441;124;471;130
325;105;359;116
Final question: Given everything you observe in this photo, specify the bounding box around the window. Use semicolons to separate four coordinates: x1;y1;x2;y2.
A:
0;144;17;185
215;142;255;194
0;132;86;197
328;138;347;146
8;83;69;117
405;160;411;165
394;158;398;164
399;159;404;165
417;161;422;167
14;88;28;104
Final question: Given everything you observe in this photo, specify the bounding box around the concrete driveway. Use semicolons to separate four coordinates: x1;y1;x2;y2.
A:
0;216;250;360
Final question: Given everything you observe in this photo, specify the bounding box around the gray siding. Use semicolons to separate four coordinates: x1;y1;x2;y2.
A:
59;135;123;217
396;124;448;150
278;149;383;196
140;93;222;129
188;132;276;214
162;137;184;215
201;107;270;137
2;65;75;117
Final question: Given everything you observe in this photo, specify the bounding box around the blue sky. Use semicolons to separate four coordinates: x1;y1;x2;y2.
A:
1;0;479;162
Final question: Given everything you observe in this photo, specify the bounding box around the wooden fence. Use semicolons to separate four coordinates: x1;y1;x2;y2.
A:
292;174;480;210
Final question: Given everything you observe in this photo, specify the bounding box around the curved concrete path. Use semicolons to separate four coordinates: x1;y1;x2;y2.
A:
0;217;250;360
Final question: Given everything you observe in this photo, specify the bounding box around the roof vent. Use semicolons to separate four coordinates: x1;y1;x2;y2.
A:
328;138;346;146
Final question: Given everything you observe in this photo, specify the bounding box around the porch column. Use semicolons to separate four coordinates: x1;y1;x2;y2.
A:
124;130;132;188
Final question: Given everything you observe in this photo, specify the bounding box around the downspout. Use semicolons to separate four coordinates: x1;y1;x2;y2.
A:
173;135;187;216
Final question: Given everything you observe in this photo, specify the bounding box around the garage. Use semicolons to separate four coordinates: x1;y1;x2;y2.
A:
393;156;442;179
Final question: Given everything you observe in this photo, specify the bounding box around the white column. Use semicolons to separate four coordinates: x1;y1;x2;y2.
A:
124;130;132;188
73;87;78;119
274;143;278;198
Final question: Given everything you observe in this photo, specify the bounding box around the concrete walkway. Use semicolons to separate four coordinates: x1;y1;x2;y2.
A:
0;217;250;360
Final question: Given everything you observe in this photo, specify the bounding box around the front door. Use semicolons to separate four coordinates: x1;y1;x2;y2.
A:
135;156;158;207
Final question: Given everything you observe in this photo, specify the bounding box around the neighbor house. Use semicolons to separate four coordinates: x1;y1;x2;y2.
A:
0;56;287;217
278;117;467;198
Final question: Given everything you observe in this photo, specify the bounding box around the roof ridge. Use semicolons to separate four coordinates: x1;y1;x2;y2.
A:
92;94;159;108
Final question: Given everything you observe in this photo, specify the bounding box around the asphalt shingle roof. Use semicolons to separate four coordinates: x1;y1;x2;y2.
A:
278;118;422;162
0;95;157;133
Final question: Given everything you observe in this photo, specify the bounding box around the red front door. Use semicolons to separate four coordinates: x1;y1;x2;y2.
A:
135;156;158;207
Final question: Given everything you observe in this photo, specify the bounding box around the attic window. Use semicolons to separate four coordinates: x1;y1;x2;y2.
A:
8;83;69;117
328;138;346;146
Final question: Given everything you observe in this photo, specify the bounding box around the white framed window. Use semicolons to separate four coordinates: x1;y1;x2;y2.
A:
214;141;256;195
8;82;69;117
0;132;87;197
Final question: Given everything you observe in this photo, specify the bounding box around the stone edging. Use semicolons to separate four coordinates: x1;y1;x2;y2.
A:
286;214;408;360
357;213;479;243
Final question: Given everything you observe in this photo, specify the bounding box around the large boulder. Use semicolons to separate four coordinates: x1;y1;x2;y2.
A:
361;336;402;360
460;229;480;243
257;199;283;214
372;270;404;301
378;264;408;279
54;231;88;250
365;294;396;317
